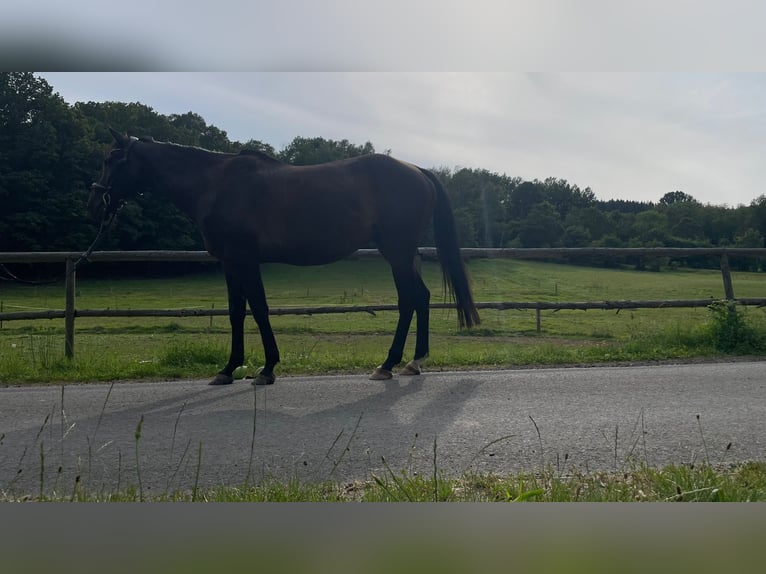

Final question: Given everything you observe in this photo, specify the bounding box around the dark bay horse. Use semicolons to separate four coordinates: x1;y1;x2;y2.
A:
89;128;480;385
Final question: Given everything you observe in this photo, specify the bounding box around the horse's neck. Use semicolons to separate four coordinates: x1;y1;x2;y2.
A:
139;143;220;220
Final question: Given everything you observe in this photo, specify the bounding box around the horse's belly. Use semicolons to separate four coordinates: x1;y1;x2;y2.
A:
259;245;359;266
258;216;373;266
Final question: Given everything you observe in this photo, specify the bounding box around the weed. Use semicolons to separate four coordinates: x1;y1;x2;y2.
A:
707;301;765;353
159;341;226;368
28;333;58;369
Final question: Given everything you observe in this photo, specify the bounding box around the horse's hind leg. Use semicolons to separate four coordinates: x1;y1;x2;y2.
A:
402;272;430;376
370;270;414;379
370;259;429;380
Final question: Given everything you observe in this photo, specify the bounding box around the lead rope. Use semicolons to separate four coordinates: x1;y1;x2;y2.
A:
0;205;120;285
71;206;121;272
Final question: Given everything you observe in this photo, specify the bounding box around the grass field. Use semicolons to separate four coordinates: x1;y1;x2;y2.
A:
1;258;765;383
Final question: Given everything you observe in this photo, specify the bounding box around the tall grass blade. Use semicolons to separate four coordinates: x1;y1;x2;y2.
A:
432;436;439;502
328;412;364;478
696;413;710;466
246;387;257;487
134;415;144;502
92;382;115;442
192;441;203;502
39;441;44;500
166;438;192;494
529;415;544;469
169;400;187;459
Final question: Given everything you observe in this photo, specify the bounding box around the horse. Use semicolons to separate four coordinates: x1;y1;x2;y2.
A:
89;128;480;386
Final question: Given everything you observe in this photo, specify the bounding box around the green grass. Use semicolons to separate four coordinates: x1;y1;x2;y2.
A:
12;461;766;502
1;259;765;383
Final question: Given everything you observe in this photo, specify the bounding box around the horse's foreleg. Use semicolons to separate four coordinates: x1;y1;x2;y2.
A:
211;272;246;385
243;265;279;386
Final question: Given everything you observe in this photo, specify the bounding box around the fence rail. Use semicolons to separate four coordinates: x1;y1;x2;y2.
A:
2;246;766;263
2;248;766;358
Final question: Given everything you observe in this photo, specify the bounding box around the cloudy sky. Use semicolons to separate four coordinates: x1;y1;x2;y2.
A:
10;1;764;207
40;72;766;207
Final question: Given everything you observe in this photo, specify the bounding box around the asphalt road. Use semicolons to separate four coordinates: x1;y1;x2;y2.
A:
1;361;765;497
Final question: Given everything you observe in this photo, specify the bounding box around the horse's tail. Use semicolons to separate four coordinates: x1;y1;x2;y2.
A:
421;168;481;329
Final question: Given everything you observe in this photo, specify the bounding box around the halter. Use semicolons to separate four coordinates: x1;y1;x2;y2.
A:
78;136;139;268
90;136;138;218
89;182;123;219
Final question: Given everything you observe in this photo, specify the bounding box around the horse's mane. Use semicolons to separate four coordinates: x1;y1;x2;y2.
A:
137;136;283;165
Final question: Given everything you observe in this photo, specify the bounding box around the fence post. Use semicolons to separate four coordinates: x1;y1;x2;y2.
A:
720;254;735;300
65;258;76;358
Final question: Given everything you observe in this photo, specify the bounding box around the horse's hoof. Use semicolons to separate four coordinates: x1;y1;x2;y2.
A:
252;372;276;386
369;366;393;380
210;374;234;385
400;361;422;376
400;357;427;376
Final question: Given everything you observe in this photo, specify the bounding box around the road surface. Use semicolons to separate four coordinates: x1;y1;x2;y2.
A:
1;361;764;497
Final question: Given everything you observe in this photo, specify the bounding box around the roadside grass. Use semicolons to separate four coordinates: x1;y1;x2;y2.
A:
1;259;765;383
12;461;766;502
7;393;766;502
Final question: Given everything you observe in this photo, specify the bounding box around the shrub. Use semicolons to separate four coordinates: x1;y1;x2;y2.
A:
707;301;764;353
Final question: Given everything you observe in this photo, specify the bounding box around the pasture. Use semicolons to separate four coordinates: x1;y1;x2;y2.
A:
1;259;765;383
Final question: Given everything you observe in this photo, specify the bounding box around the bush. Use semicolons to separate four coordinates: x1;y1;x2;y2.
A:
707;301;765;353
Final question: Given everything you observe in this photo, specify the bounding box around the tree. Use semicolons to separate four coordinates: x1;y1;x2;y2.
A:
75;101;179;144
659;190;698;205
446;168;517;247
508;181;544;220
0;72;96;251
541;177;595;219
748;195;766;246
561;224;591;247
516;201;564;247
169;111;239;152
235;138;277;157
659;199;703;240
631;210;669;245
564;206;612;244
278;136;375;165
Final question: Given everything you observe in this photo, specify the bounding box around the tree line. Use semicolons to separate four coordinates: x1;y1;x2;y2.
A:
2;72;765;273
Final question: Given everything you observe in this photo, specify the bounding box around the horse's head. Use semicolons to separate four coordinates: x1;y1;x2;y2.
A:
88;127;141;221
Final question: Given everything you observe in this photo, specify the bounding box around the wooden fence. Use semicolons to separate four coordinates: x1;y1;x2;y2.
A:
2;248;765;358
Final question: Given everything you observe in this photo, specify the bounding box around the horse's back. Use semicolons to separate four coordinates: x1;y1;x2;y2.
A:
207;152;437;265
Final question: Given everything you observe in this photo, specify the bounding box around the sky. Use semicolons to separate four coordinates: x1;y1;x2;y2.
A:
5;0;764;207
39;72;766;207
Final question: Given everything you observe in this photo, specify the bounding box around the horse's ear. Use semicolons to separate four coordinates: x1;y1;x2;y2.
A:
108;127;131;147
